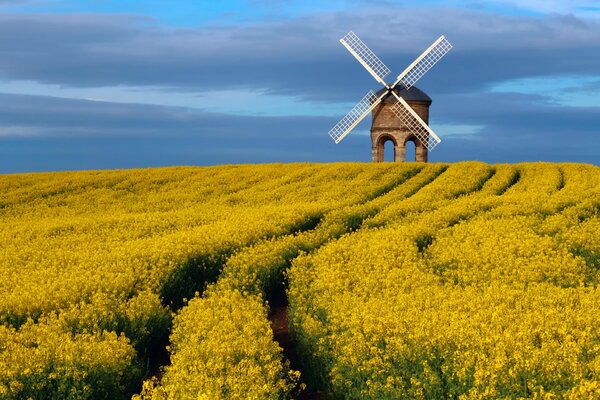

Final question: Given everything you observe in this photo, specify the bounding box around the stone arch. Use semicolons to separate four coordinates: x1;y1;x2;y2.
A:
404;135;428;162
372;133;402;162
404;136;417;161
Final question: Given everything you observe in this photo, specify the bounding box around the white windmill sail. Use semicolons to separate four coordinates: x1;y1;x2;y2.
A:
389;91;441;151
340;31;391;86
328;90;386;144
393;35;453;90
330;31;451;148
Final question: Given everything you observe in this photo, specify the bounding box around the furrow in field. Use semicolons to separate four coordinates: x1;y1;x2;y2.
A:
286;163;600;399
131;163;427;399
2;164;399;399
364;162;492;227
494;166;521;195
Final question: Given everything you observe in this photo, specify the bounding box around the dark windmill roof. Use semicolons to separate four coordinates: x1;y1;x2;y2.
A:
375;85;432;105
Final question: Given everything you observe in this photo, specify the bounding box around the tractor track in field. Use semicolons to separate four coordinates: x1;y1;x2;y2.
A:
147;165;466;397
264;164;520;399
264;166;452;399
268;288;323;400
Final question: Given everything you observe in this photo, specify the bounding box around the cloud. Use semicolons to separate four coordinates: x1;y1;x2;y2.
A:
490;74;600;107
0;91;597;174
1;8;600;102
481;0;600;15
0;5;599;171
0;92;359;170
0;80;351;117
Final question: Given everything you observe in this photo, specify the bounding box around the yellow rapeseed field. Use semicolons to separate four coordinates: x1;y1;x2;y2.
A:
0;162;599;399
289;162;600;399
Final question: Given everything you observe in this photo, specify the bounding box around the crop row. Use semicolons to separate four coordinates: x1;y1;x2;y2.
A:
288;163;600;399
136;163;432;399
0;163;418;398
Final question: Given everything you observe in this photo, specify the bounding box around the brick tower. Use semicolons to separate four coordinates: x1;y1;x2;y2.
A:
370;86;432;162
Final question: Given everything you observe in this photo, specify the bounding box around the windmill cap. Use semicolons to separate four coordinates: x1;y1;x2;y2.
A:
376;86;432;105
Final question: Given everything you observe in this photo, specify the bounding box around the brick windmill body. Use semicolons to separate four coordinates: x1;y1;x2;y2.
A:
370;86;431;162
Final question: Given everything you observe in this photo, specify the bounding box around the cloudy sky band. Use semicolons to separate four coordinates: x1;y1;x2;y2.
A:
0;0;598;171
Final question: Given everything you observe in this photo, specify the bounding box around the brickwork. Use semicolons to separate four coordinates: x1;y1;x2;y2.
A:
370;89;431;163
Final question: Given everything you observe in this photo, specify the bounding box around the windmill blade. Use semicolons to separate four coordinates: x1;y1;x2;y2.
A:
340;31;391;86
393;35;452;90
389;91;441;151
329;90;386;144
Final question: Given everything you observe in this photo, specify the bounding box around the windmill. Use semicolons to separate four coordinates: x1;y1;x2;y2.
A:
328;32;452;162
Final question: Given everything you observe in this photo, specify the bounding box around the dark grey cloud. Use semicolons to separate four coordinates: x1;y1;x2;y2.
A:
430;90;600;164
1;8;599;102
0;92;597;173
0;93;364;173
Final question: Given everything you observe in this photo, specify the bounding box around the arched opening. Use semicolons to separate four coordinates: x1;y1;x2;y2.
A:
405;139;416;162
373;133;399;163
384;139;395;162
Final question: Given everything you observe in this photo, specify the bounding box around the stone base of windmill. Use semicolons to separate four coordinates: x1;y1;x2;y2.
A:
371;129;428;162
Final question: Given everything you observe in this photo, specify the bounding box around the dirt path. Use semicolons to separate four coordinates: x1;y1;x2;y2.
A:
268;292;323;400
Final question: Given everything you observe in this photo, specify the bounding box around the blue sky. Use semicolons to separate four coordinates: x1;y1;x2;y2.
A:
0;0;599;172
